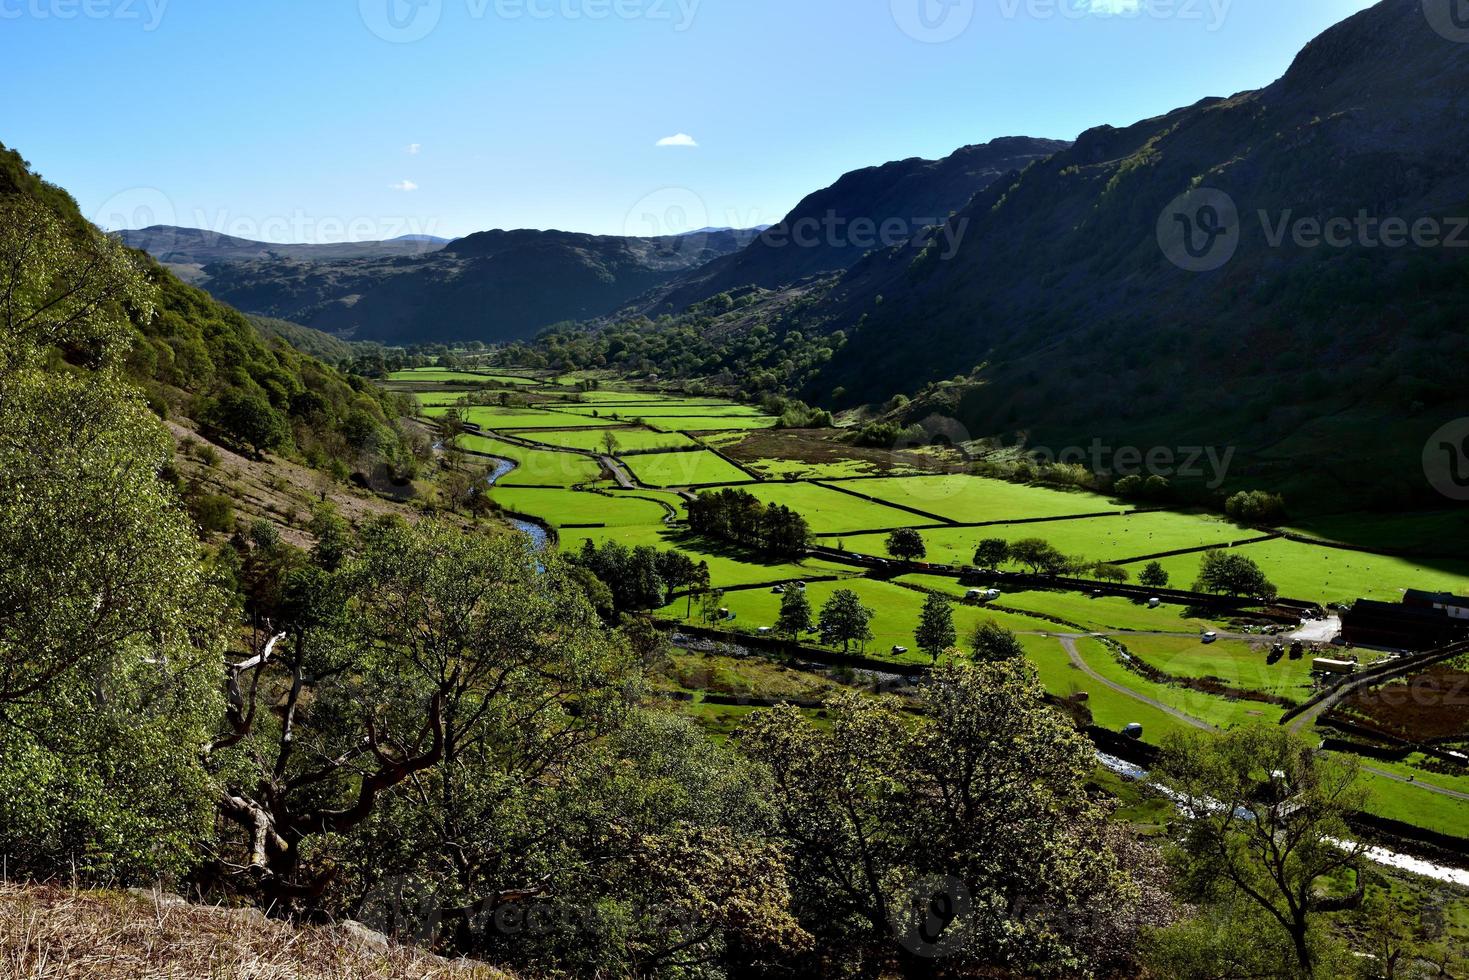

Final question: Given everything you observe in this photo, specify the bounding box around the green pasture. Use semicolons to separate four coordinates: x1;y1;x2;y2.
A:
559;523;856;590
1355;769;1469;839
747;457;892;480
459;434;605;487
657;578;1057;667
711;482;932;535
624;450;753;487
827;474;1125;524
1023;636;1194;742
982;588;1227;634
557;403;767;419
388;368;539;385
1075;638;1287;729
644;416;780;431
1131;539;1469;604
489;488;670;528
839;511;1246;568
524;428;698;453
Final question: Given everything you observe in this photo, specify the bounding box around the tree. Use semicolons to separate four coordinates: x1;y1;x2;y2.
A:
602;429;620;456
1093;562;1131;584
203;388;290;456
1009;537;1068;575
915;593;957;662
740;657;1138;974
701;588;727;626
971;620;1026;661
818;589;873;653
1139;561;1171;589
885;527;927;562
776;587;813;639
972;538;1010;570
1194;550;1277;599
1156;726;1368;977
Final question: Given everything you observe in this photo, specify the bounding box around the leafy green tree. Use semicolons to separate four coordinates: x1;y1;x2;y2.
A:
1093;562;1131;584
1155;726;1368;977
0;195;226;883
1009;537;1068;575
1194;550;1277;599
885;527;927;562
916;593;957;662
741;657;1136;974
971;620;1027;661
1139;561;1171;589
203;388;290;456
972;538;1010;570
777;587;813;639
818;589;874;653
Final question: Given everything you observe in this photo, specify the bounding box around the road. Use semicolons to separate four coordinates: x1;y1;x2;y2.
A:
1052;635;1469;803
599;455;639;489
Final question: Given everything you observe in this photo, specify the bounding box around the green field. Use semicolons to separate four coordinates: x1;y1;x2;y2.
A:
489;488;670;528
715;482;932;535
624;450;754;487
432;406;621;430
558;403;768;419
839;511;1246;568
826;474;1126;523
389;368;539;385
982;588;1226;634
1131;539;1469;603
644;416;780;431
523;428;698;453
561;523;856;589
1025;636;1195;742
459;434;605;487
658;578;1057;666
1075;638;1287;729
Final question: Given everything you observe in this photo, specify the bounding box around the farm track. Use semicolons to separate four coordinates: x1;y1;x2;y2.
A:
1056;635;1215;732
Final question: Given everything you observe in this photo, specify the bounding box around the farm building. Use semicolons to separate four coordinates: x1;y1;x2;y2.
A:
1340;597;1469;650
1403;589;1469;620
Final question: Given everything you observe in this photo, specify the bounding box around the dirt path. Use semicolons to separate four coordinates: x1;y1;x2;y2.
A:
600;455;640;489
1056;636;1217;732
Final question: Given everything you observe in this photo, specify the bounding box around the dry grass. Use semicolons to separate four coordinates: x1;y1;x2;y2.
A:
0;883;510;980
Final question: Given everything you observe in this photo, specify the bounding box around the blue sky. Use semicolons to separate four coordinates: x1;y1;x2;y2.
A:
3;0;1377;241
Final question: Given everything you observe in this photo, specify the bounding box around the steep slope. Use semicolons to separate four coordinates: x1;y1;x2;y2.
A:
145;227;756;346
638;136;1069;314
803;0;1469;508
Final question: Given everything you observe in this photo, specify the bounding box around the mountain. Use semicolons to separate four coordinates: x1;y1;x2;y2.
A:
635;137;1069;314
132;226;756;346
115;225;452;264
780;0;1469;509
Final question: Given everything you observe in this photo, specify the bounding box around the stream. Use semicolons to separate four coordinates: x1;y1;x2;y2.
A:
480;459;550;554
1096;754;1469;887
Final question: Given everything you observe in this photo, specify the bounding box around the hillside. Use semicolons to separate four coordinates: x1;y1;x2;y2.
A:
135;225;758;346
766;0;1469;510
634;136;1069;315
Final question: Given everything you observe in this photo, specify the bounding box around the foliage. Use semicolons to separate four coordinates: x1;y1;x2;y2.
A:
1155;725;1368;976
740;657;1140;975
572;539;704;615
817;589;874;653
1139;560;1171;589
915;593;957;662
885;526;927;562
776;587;813;639
1194;549;1278;599
971;620;1027;662
686;487;812;559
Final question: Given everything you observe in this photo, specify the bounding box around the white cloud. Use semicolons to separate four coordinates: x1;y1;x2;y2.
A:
405;143;422;155
390;179;419;192
1077;0;1142;12
655;133;699;148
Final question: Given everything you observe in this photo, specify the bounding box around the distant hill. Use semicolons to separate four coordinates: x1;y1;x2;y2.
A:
129;226;758;346
633;136;1070;315
115;225;451;263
